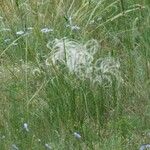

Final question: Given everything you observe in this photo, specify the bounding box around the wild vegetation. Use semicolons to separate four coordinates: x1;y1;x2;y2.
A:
0;0;150;149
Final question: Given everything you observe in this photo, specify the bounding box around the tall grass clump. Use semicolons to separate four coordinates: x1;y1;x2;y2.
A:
0;0;150;149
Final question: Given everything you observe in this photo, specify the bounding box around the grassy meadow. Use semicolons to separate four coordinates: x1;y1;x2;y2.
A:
0;0;150;149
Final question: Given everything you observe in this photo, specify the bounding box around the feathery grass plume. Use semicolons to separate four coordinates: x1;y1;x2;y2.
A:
46;38;122;85
93;57;123;85
46;38;98;77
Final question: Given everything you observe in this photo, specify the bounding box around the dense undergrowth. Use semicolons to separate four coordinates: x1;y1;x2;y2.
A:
0;0;150;149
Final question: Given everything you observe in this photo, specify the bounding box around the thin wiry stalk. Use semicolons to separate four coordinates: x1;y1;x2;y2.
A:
120;0;125;13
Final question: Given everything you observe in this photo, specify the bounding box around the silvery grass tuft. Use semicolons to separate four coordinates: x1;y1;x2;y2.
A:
46;38;122;85
93;57;123;85
46;38;97;79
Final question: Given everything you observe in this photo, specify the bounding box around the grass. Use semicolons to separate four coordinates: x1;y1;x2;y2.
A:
0;0;150;149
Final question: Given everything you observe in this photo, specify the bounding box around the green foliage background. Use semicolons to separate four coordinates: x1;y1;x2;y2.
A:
0;0;150;149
